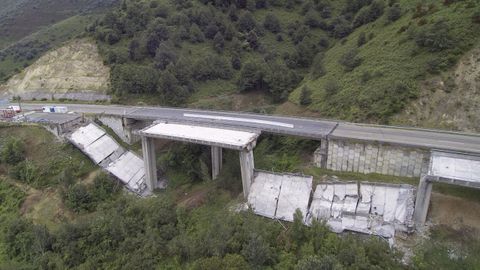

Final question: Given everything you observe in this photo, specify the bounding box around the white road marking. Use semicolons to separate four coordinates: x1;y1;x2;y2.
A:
184;113;295;128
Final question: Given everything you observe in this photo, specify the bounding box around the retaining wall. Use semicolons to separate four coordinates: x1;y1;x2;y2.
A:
315;139;430;177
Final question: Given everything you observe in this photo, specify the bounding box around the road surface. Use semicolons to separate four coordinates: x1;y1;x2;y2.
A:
19;103;480;154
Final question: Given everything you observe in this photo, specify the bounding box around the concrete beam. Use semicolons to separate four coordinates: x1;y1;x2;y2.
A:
413;175;433;226
239;149;255;199
141;136;157;192
211;146;222;180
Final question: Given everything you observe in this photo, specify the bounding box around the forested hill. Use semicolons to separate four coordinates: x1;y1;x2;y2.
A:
90;0;480;123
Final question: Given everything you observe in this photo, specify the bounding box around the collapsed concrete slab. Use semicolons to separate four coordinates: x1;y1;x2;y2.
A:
308;182;415;239
247;171;312;222
67;123;148;195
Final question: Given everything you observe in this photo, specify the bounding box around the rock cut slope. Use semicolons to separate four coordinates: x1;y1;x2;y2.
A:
1;39;110;97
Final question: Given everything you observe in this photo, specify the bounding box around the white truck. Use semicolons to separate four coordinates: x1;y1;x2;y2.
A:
42;106;68;113
7;105;21;113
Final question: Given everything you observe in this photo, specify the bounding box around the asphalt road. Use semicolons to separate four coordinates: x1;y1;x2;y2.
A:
18;103;480;154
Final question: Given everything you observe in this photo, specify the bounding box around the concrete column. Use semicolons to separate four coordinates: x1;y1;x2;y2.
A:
318;139;329;168
141;136;157;192
239;149;254;199
413;175;433;226
211;146;222;180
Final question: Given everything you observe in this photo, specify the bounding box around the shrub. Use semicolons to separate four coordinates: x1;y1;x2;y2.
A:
299;85;312;105
64;184;93;212
10;161;39;184
310;54;326;79
213;32;225;53
357;32;367;47
1;137;25;165
324;79;339;97
339;49;363;71
386;3;402;22
237;59;268;91
415;21;455;52
238;11;257;32
263;13;281;33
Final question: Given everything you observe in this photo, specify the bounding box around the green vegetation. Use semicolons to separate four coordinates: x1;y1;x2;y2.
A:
0;125;479;268
88;0;480;124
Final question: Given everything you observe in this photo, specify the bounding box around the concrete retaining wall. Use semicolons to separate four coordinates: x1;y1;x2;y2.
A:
315;139;430;177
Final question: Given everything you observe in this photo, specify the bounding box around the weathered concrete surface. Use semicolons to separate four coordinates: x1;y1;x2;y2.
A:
248;171;312;222
141;136;157;192
309;182;416;238
239;150;254;198
316;139;430;177
211;146;222;180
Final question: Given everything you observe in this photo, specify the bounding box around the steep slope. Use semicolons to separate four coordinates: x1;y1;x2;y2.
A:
1;39;110;96
90;0;480;127
391;44;480;132
0;0;119;49
289;1;480;123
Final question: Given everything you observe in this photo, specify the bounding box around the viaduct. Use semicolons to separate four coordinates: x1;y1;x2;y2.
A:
19;103;480;227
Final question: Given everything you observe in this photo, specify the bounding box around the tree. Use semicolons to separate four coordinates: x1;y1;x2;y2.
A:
263;13;281;33
339;49;362;71
324;80;339;97
154;44;178;70
241;234;273;267
213;32;225;53
157;70;189;105
387;3;402;22
111;64;158;95
237;59;268;91
204;23;219;39
415;21;455;52
128;39;144;61
64;184;93;212
310;53;326;78
330;17;352;38
304;10;320;27
353;0;385;28
357;32;367;47
238;11;257;32
231;55;242;70
1;137;25;165
190;23;205;43
299;85;312;105
265;60;299;101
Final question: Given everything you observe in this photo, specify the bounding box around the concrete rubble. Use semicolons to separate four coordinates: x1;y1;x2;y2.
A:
248;172;415;241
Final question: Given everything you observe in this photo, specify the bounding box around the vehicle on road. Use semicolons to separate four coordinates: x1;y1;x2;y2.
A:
7;105;21;113
42;106;68;113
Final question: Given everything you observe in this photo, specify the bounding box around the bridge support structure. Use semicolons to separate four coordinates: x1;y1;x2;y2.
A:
139;122;260;197
141;136;158;191
239;149;254;198
211;146;223;180
413;175;433;226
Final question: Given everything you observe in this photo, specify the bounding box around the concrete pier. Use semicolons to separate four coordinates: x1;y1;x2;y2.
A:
239;150;254;198
413;175;432;226
211;146;222;180
141;136;157;191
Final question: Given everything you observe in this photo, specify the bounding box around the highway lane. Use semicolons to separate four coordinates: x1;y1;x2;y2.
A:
332;123;480;154
18;103;480;154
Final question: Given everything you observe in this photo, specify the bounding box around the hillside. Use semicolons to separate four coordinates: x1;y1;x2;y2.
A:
1;39;110;97
0;0;119;49
88;0;480;126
